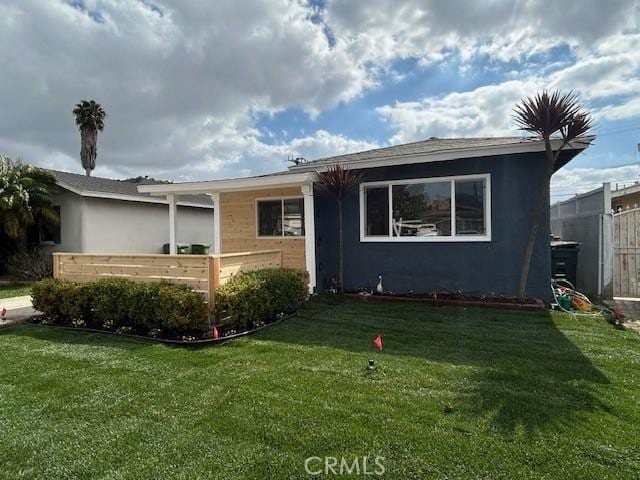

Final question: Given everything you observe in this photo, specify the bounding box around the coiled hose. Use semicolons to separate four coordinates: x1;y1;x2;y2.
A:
551;278;616;319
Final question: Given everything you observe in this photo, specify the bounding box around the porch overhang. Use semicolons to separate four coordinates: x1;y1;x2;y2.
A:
137;172;318;196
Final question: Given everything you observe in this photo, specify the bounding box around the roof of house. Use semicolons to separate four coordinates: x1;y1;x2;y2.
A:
138;135;594;196
48;170;214;208
288;135;593;172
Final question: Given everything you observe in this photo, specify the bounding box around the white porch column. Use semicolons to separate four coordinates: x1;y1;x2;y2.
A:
302;182;316;293
168;193;177;255
211;192;221;254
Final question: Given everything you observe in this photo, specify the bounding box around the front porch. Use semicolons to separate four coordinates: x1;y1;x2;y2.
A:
137;172;318;292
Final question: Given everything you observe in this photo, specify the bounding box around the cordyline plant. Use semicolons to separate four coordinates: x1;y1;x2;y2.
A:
317;164;363;292
513;90;593;300
73;100;106;176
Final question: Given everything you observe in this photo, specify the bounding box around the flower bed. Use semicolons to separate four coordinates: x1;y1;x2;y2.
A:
344;291;545;311
30;269;309;342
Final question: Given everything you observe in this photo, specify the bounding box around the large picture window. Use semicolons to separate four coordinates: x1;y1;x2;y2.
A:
360;174;490;242
257;197;305;237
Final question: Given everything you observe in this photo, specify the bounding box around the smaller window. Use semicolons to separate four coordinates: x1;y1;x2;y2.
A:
39;206;61;244
257;198;305;237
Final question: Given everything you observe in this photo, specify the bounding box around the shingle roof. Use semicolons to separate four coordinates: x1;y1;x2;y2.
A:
289;136;541;171
48;170;214;206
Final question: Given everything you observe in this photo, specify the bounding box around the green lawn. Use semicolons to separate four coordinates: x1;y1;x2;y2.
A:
0;283;31;299
1;296;639;479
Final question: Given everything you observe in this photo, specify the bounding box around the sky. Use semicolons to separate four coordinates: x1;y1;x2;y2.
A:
0;0;639;202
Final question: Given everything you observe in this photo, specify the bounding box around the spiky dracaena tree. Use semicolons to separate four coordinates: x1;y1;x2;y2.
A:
73;100;106;176
513;91;593;300
317;164;363;292
0;156;59;241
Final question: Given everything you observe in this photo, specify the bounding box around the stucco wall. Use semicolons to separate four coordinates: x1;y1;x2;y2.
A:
49;191;214;253
314;151;562;301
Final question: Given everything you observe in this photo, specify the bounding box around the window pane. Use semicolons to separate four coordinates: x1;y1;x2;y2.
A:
258;200;282;236
365;187;389;236
455;180;485;235
392;182;451;237
283;198;305;236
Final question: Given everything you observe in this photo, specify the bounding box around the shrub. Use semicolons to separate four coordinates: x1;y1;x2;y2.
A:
215;268;308;329
31;278;208;335
6;248;52;280
31;278;90;324
128;282;208;332
86;278;134;328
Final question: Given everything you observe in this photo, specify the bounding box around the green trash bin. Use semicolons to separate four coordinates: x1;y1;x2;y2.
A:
190;244;210;255
162;243;191;254
551;241;580;287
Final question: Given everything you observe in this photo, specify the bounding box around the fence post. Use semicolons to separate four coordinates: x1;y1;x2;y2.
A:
208;255;221;310
52;253;61;279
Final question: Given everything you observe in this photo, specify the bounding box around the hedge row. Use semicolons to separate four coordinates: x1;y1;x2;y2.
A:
215;268;309;330
31;268;309;337
32;278;208;334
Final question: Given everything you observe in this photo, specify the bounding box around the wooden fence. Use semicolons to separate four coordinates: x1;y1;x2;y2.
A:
53;250;283;305
613;207;640;297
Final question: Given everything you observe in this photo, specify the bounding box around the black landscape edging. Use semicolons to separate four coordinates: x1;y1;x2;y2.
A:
21;311;297;346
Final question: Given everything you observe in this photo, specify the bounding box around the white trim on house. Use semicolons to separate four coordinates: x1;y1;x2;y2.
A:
290;137;593;173
254;195;306;239
56;180;214;209
137;172;318;196
211;192;221;254
359;173;492;243
301;183;316;293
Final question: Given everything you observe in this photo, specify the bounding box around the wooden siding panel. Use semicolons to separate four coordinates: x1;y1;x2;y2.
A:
220;188;306;271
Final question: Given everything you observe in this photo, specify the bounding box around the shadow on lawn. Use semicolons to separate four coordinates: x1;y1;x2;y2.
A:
0;324;151;351
259;295;611;436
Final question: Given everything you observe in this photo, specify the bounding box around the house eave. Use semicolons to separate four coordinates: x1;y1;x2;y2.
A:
55;180;215;208
136;172;318;196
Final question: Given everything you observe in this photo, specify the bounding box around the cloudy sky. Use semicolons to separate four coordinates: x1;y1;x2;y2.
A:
1;0;639;201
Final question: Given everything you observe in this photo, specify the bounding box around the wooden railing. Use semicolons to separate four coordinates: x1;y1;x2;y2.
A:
53;250;283;305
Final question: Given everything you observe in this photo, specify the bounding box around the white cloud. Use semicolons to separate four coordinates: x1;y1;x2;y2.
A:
551;163;640;202
376;30;640;143
377;80;541;143
0;0;638;181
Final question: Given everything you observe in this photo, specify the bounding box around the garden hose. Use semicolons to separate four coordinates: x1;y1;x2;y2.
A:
550;279;616;319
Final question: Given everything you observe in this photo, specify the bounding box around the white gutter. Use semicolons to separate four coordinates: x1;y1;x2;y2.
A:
137;172;318;196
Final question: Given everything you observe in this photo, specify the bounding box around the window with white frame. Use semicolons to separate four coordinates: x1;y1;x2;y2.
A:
257;197;305;237
360;174;490;241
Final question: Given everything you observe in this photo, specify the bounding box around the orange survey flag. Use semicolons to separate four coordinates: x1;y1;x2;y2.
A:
373;335;383;351
213;326;219;339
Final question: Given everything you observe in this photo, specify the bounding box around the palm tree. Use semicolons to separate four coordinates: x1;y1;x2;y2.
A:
0;155;59;241
317;164;363;292
513;90;593;300
73;100;106;176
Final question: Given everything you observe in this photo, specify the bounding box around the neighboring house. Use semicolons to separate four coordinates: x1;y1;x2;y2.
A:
611;182;640;211
38;170;215;254
138;136;592;300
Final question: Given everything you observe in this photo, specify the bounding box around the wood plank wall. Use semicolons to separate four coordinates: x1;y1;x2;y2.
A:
53;250;283;304
220;187;306;270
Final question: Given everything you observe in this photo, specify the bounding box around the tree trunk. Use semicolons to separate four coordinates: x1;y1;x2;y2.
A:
85;167;91;177
517;140;555;300
338;198;344;292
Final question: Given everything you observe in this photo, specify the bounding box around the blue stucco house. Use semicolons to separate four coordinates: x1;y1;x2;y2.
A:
138;136;592;301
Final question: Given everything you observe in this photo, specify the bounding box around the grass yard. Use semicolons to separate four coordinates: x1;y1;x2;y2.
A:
1;296;639;479
0;283;31;299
